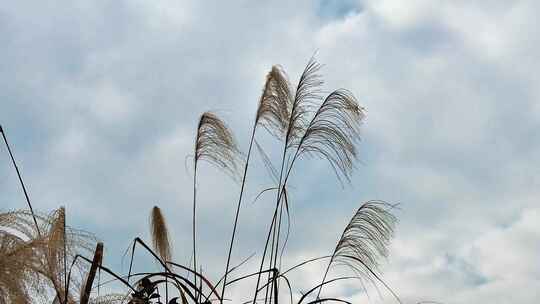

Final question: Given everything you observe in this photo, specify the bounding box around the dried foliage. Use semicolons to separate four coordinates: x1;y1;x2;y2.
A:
0;209;96;304
0;219;46;303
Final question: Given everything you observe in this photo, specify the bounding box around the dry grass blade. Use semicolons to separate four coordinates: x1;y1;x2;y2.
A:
195;112;242;179
255;140;280;183
295;89;365;183
149;206;172;262
318;201;397;298
256;65;293;139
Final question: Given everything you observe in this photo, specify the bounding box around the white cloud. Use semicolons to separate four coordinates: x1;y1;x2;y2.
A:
1;0;539;303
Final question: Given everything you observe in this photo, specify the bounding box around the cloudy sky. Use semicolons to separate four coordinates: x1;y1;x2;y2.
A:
1;0;539;303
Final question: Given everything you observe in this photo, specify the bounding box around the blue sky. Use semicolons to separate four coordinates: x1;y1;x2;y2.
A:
1;1;539;303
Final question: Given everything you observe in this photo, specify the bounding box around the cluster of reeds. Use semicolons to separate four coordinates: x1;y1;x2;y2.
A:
0;57;400;304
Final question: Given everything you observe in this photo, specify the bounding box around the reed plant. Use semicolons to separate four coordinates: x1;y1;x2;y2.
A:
0;57;400;304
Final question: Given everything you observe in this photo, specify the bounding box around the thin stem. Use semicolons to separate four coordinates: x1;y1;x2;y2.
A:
0;125;41;237
126;237;192;300
77;256;138;293
254;146;300;304
221;126;256;303
253;58;318;304
269;200;285;302
204;252;255;302
252;143;288;304
192;161;198;300
265;211;278;304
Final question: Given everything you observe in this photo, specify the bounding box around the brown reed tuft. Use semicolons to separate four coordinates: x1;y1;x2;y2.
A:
256;65;293;139
195;112;242;179
149;206;172;263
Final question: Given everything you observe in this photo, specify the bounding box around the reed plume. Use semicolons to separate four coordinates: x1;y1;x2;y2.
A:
149;206;172;263
273;73;364;276
252;57;324;304
256;65;293;139
220;66;292;303
293;89;365;183
194;112;242;179
0;57;404;304
193;112;241;301
220;66;291;302
285;57;323;149
317;201;397;299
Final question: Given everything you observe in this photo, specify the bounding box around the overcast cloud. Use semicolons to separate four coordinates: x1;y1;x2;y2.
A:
1;1;539;303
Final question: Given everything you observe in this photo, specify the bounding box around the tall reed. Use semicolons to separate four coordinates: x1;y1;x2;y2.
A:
193;112;241;301
0;57;403;304
220;65;292;303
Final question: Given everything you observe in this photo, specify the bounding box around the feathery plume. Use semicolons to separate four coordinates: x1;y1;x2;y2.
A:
220;66;292;303
255;65;293;139
149;206;172;263
285;57;324;150
294;89;365;183
195;112;242;179
318;201;397;298
194;112;241;301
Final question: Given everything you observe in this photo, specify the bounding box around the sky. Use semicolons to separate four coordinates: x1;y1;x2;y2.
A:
1;0;539;303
